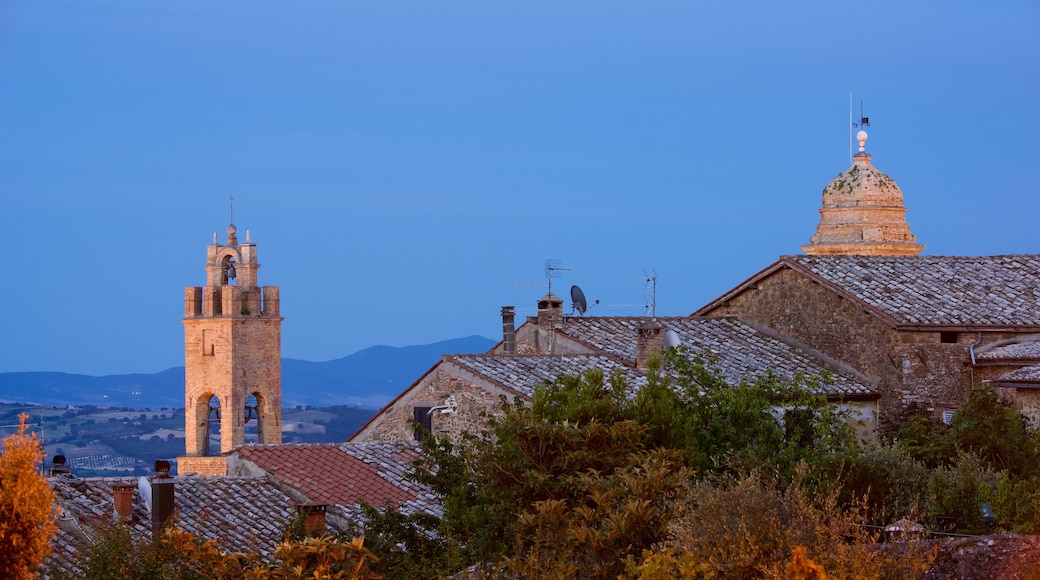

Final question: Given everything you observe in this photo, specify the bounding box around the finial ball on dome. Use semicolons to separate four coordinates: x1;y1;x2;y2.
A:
227;224;237;236
856;130;868;153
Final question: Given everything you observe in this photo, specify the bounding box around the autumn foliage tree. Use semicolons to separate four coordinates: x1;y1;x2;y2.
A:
0;413;58;580
60;524;381;579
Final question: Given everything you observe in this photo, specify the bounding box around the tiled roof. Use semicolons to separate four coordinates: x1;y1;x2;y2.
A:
782;255;1040;328
236;443;416;508
448;354;648;398
975;340;1040;362
994;364;1040;386
337;441;441;517
554;316;875;397
49;475;296;576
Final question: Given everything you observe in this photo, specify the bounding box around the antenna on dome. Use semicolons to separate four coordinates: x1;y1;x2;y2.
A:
852;101;869;128
848;95;870;160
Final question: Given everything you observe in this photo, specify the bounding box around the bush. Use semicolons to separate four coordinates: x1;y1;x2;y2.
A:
926;452;999;533
829;444;929;526
642;461;933;579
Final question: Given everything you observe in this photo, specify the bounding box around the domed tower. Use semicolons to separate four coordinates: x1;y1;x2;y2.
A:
802;130;924;256
179;222;282;476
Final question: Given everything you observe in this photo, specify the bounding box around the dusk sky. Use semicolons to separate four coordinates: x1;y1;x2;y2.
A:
2;2;1037;376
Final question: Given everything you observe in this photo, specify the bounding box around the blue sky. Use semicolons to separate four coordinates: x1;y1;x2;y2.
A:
1;1;1037;375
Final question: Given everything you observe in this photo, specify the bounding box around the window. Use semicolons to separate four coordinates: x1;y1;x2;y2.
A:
940;331;958;344
941;409;956;425
413;406;432;441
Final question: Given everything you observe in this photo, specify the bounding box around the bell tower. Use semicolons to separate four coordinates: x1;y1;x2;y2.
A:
178;221;283;476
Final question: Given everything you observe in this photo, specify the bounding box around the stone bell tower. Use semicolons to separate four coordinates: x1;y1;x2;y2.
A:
178;222;282;476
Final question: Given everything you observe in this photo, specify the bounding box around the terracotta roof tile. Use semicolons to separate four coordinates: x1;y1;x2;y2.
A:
49;475;297;577
449;353;646;397
975;340;1040;362
995;364;1040;385
784;255;1040;327
237;443;415;508
456;317;874;398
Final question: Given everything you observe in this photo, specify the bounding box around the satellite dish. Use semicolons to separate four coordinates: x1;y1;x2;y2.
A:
570;285;588;315
663;329;681;349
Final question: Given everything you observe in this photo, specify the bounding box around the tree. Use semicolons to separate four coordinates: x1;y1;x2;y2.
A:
57;522;381;579
663;348;856;474
638;463;934;579
0;414;59;580
361;352;856;577
948;386;1036;476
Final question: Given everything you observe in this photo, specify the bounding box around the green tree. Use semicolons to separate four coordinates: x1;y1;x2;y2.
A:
362;351;857;577
948;385;1036;476
662;348;856;473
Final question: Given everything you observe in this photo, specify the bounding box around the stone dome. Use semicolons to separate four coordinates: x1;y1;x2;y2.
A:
802;131;923;256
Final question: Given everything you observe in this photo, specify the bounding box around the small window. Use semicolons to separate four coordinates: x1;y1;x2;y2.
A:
941;409;956;425
413;407;432;441
940;331;958;344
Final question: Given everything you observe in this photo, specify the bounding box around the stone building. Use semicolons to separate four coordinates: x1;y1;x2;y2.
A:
355;128;1040;441
179;223;283;476
693;254;1040;427
696;130;1040;427
351;298;879;444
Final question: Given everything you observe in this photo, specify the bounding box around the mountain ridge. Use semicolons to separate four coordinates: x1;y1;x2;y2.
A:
0;335;496;410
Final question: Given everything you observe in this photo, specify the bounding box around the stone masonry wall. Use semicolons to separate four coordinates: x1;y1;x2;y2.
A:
1004;389;1040;428
354;366;512;443
178;456;228;476
183;314;282;456
706;268;1026;425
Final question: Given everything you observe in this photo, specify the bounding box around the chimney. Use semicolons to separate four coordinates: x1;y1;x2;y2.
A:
636;320;665;371
296;503;327;537
112;483;136;520
49;454;70;477
537;293;563;329
501;306;516;354
150;460;175;538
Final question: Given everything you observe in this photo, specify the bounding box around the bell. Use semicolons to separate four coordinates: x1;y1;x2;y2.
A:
227;264;237;279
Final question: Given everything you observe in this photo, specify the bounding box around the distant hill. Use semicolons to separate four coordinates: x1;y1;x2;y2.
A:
0;335;496;409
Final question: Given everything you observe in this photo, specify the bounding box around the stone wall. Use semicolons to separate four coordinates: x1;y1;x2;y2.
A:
178;455;228;476
705;268;1026;425
183;309;282;456
1001;388;1040;428
353;364;514;443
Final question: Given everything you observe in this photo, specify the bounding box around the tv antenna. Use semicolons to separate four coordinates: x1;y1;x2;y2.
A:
849;94;870;159
644;268;657;319
544;259;570;297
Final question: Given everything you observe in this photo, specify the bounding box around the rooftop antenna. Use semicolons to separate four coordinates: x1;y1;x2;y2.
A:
544;259;570;297
644;268;657;320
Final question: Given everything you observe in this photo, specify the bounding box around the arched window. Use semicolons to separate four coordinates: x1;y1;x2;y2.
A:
203;395;221;456
244;393;265;444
